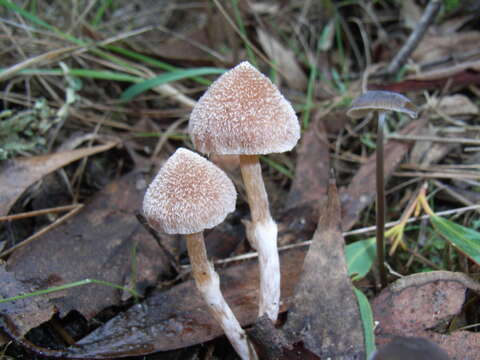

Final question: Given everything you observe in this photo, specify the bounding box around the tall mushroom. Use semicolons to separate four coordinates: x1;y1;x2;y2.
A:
143;148;256;360
189;61;300;322
347;90;418;287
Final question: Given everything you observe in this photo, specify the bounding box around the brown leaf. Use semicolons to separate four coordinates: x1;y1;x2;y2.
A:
257;28;307;91
0;143;117;216
0;264;56;337
412;31;480;64
286;119;330;210
341;117;427;231
5;171;173;322
58;247;307;359
428;94;479;116
372;271;480;360
283;177;365;359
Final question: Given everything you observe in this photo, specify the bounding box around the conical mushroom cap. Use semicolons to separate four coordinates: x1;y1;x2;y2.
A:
347;90;418;119
189;61;300;155
143;148;237;235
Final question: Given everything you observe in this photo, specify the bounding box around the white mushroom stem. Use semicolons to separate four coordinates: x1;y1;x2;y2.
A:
185;232;257;360
239;155;280;322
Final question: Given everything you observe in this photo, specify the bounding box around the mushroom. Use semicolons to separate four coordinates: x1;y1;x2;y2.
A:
143;148;256;360
189;61;300;322
347;90;418;287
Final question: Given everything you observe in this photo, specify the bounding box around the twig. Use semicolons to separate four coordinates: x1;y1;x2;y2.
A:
0;204;84;258
388;134;480;145
179;204;480;269
135;212;180;274
386;0;442;75
0;204;79;222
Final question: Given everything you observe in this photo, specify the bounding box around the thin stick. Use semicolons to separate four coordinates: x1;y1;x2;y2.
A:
0;204;79;222
386;0;442;75
388;134;480;145
0;205;84;258
135;212;180;274
179;204;480;269
376;112;388;288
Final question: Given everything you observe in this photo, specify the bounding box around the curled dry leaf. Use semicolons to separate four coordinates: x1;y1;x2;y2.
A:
412;31;480;64
373;271;480;360
428;94;479;116
257;28;308;91
0;142;117;216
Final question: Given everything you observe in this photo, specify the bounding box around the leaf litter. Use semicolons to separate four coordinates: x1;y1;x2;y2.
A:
1;1;480;359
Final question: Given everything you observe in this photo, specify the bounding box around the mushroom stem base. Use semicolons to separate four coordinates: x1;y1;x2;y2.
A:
239;155;280;322
244;217;280;322
185;233;256;360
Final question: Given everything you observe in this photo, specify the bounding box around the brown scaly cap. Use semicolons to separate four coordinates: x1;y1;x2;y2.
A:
189;61;300;155
347;90;418;119
143;148;236;235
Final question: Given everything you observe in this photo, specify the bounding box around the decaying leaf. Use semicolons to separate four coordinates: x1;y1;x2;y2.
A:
286;119;330;210
257;28;307;91
428;94;479;116
373;271;480;360
284;176;365;359
61;248;308;359
412;31;480;64
5;171;173;324
0;143;117;216
0;264;56;337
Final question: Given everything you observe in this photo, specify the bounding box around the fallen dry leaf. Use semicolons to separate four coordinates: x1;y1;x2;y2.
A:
283;176;365;359
257;28;308;91
428;94;479;116
5;171;173;323
0;264;56;337
0;143;117;217
61;248;307;359
412;31;480;64
286;119;330;210
373;271;480;360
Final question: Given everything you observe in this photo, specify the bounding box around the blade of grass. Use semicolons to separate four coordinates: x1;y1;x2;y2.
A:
105;45;212;86
259;156;294;179
430;216;480;265
120;67;226;101
0;278;141;304
91;0;113;26
1;67;142;82
354;288;376;358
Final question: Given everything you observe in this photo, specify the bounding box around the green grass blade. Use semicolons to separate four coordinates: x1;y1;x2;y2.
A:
120;67;226;101
231;0;257;67
259;156;294;179
430;215;480;265
1;67;142;82
105;45;211;86
346;237;376;281
0;278;141;304
92;0;113;26
354;288;376;358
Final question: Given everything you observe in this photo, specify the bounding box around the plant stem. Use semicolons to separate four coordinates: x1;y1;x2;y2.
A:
376;112;388;288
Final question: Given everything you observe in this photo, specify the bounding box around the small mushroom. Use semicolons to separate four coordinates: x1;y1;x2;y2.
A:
347;90;418;288
143;148;256;360
189;61;300;322
369;336;450;360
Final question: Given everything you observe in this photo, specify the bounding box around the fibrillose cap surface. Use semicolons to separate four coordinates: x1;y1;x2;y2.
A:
189;61;300;155
142;148;237;235
347;90;418;119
